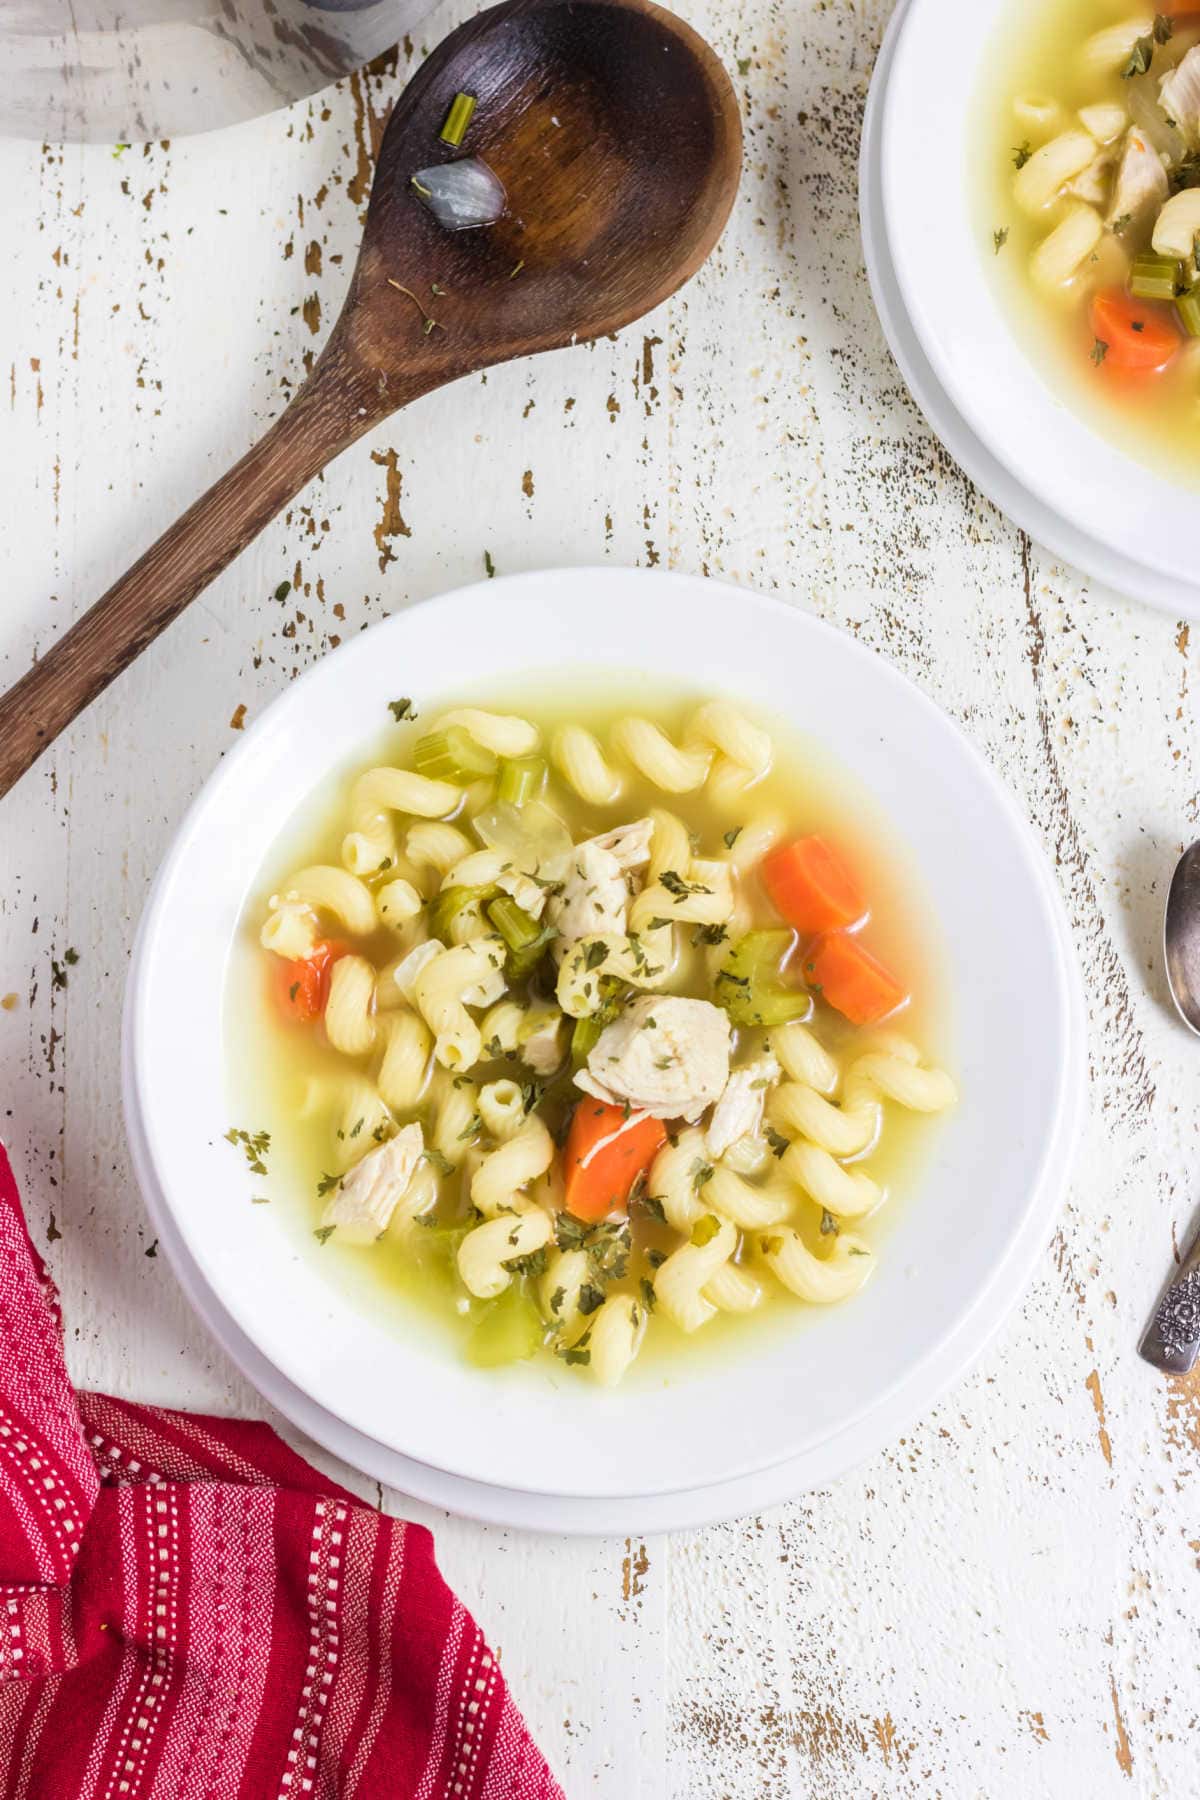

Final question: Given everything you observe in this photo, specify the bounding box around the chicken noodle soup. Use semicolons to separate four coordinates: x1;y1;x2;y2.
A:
228;688;957;1387
986;2;1200;476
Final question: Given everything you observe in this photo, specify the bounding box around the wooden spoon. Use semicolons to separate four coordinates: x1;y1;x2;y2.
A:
0;0;740;799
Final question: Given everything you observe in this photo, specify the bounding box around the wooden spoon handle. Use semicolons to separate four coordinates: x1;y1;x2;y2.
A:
0;360;400;800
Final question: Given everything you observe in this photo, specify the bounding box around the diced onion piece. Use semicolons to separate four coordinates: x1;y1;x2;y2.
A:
411;157;506;231
472;799;574;877
1153;187;1200;259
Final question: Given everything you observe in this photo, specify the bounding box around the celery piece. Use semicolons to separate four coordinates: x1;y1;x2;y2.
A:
487;894;541;952
714;929;812;1028
466;1283;544;1366
439;91;477;148
1130;252;1181;301
497;755;547;808
571;1015;604;1063
1178;283;1200;336
413;725;496;782
430;883;496;942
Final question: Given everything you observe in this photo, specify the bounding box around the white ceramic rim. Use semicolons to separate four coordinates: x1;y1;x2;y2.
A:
123;878;1086;1535
860;0;1200;619
881;0;1200;589
124;567;1082;1502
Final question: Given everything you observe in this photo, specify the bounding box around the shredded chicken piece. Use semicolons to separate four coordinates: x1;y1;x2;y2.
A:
1106;126;1168;227
705;1053;781;1160
586;818;654;872
322;1123;424;1243
576;995;731;1122
1160;43;1200;147
549;841;629;946
521;1008;566;1075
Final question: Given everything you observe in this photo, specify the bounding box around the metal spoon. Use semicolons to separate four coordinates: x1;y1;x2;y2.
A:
1140;841;1200;1372
0;0;741;799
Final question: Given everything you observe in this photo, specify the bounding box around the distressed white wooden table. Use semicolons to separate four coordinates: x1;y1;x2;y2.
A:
2;2;1198;1793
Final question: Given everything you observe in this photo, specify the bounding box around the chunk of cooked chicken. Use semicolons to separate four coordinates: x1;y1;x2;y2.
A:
576;995;732;1122
520;1006;566;1075
322;1123;425;1243
587;817;654;872
1160;43;1200;146
705;1053;781;1160
1106;126;1168;227
549;841;629;946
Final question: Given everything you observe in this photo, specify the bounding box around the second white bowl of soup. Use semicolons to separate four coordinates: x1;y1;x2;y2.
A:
126;568;1080;1500
883;0;1200;584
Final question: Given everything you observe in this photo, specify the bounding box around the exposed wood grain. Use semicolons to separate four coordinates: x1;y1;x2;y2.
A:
1;1;1197;1794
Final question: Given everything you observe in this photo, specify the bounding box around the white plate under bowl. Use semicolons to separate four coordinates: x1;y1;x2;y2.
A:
125;567;1081;1504
881;0;1200;600
861;0;1200;618
123;869;1086;1536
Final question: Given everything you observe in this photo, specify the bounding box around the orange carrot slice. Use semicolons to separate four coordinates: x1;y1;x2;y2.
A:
807;933;908;1026
762;836;866;935
562;1102;667;1223
275;938;348;1023
1090;289;1179;373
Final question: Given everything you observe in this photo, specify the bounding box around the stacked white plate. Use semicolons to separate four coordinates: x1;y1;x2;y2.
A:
123;569;1088;1534
863;0;1200;619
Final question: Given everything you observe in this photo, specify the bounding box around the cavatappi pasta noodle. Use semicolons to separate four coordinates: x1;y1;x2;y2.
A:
985;1;1200;477
227;687;956;1386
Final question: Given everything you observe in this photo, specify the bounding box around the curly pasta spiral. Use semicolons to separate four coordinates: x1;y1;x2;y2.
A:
478;1079;527;1142
589;1296;646;1387
266;866;377;941
760;1226;876;1303
342;768;461;875
427;1068;479;1168
405;821;473;879
539;1247;591;1340
653;1215;738;1332
434;708;539;758
324;955;377;1056
779;1139;881;1221
456;1207;552;1300
412;940;507;1068
685;700;773;807
470;1116;555;1216
377;1009;433;1111
611;717;711;793
552;725;624;806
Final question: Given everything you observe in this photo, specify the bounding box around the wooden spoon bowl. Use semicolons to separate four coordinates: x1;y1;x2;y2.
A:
0;0;741;798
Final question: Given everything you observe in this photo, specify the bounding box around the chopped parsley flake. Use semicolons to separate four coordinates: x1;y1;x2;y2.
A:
993;227;1009;255
313;1225;336;1245
387;697;415;722
1012;141;1032;170
225;1127;271;1177
1091;337;1109;366
316;1171;342;1197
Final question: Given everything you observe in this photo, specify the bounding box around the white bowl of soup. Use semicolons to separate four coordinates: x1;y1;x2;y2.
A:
125;567;1080;1500
882;0;1200;584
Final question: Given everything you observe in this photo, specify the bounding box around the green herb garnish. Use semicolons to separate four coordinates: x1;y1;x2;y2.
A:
993;227;1009;255
387;697;415;722
225;1127;271;1176
313;1225;336;1245
1012;141;1032;170
1091;337;1109;365
316;1171;342;1197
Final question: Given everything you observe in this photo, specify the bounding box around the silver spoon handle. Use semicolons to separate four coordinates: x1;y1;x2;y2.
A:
1139;1232;1200;1374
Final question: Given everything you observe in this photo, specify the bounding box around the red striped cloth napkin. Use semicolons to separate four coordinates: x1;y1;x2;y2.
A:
0;1144;563;1800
